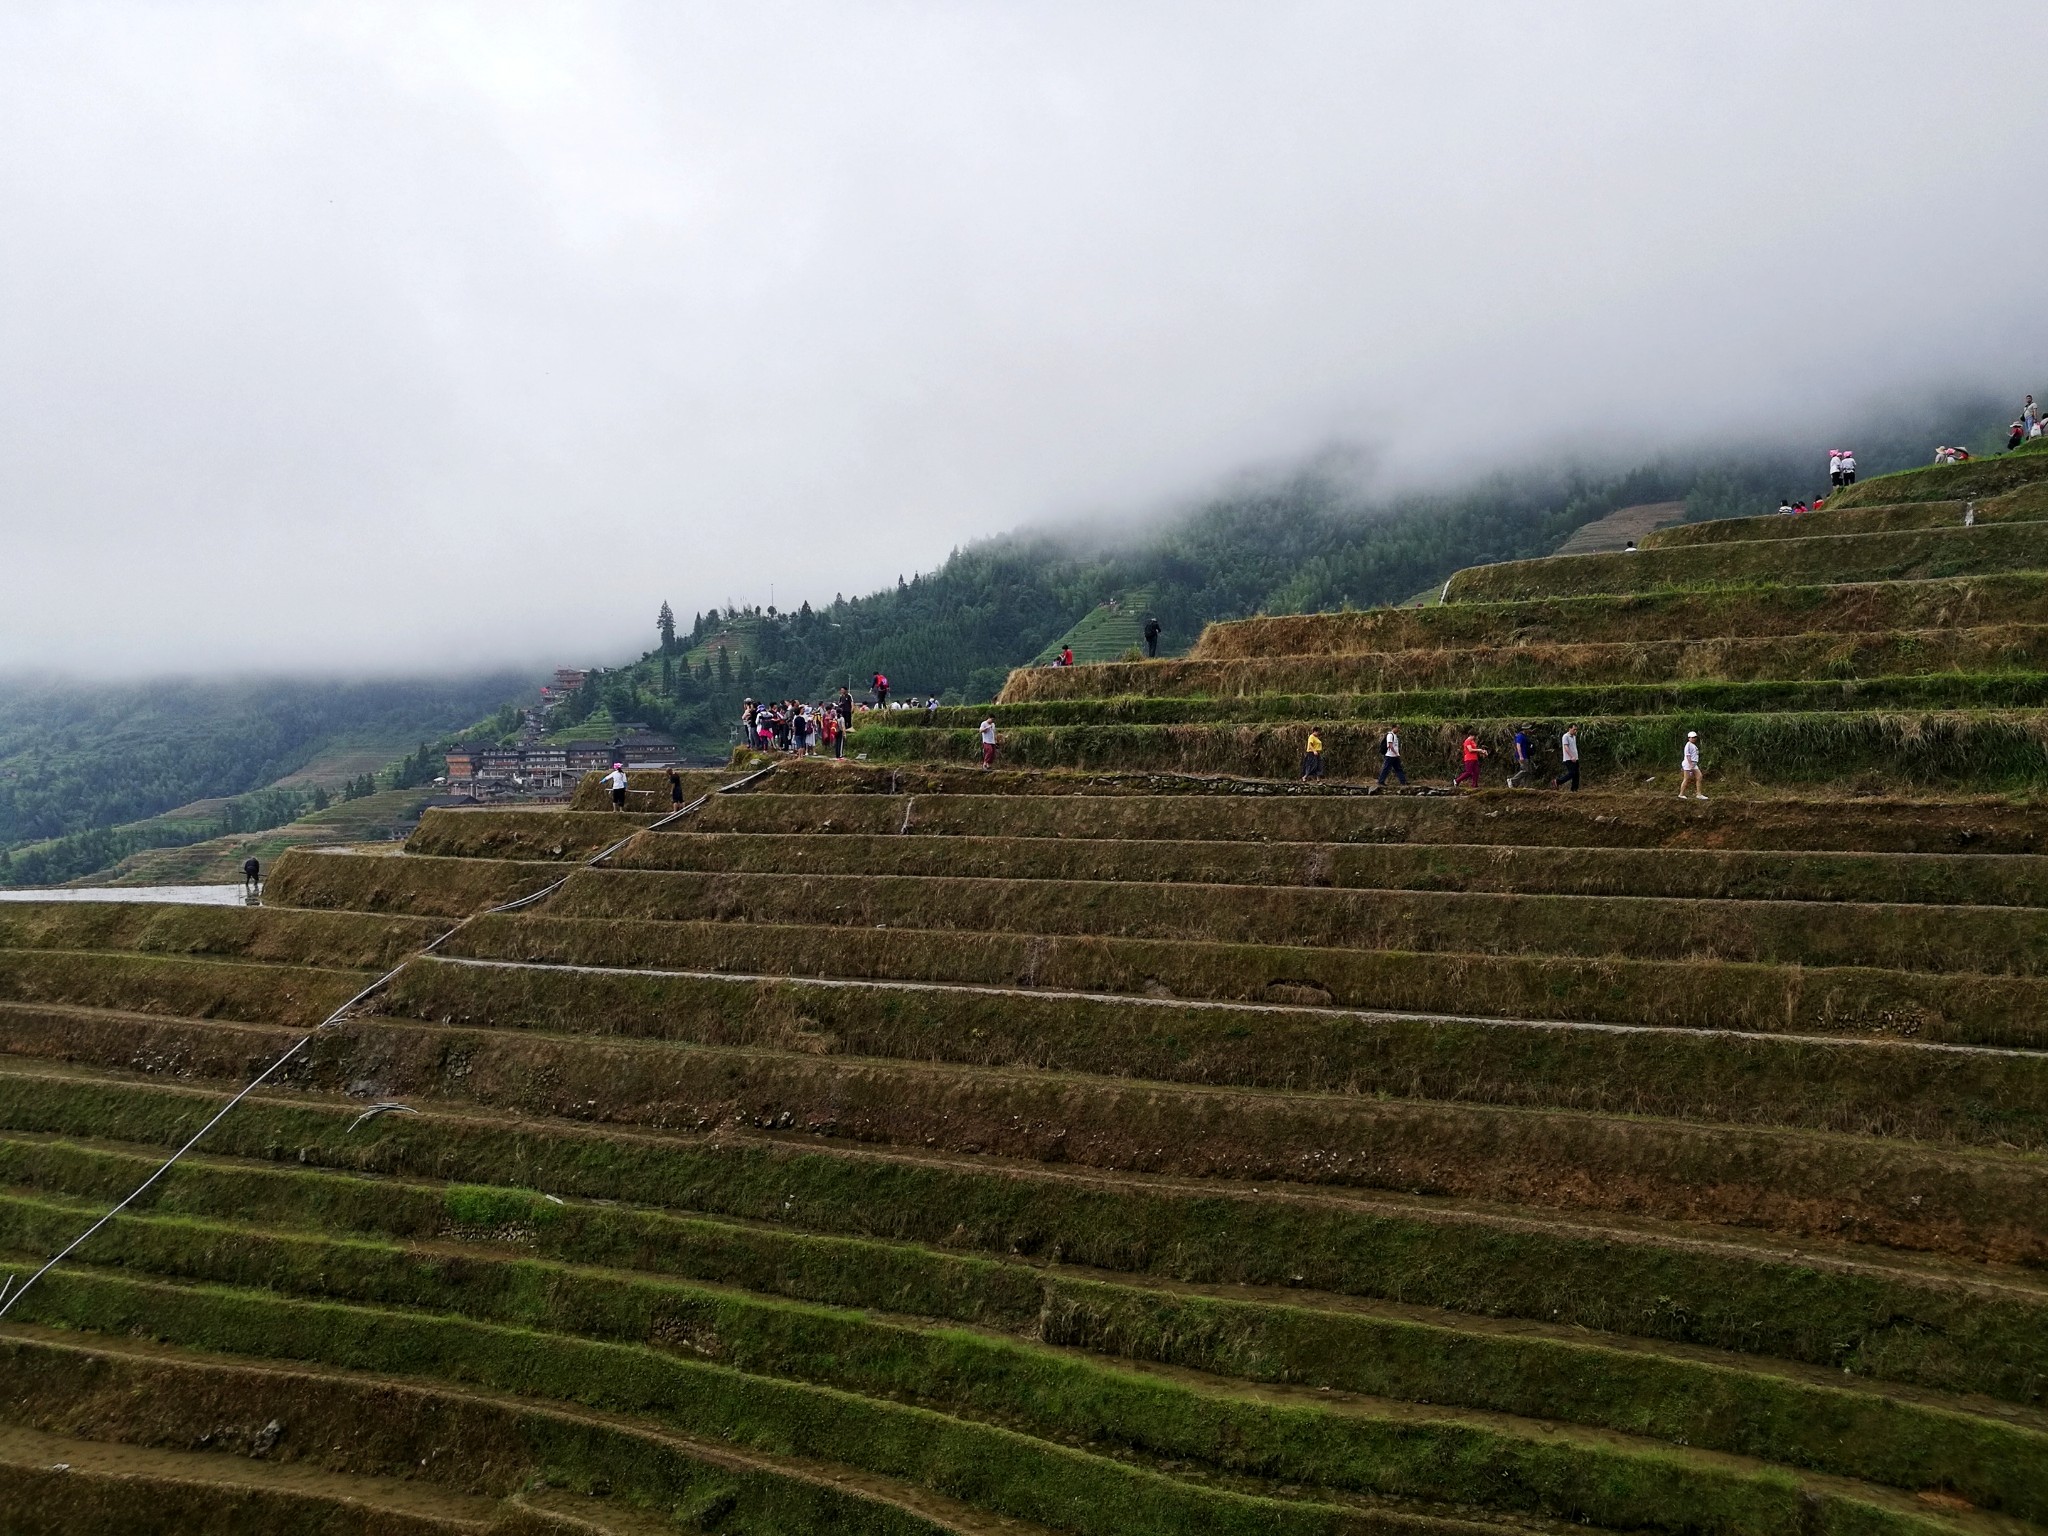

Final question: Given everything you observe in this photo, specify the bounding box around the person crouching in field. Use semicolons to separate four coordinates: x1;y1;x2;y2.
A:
1300;730;1325;780
1454;732;1488;789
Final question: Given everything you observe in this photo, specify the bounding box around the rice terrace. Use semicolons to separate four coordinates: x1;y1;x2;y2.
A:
0;443;2046;1534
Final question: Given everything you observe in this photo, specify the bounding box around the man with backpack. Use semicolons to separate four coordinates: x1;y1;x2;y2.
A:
1143;616;1162;658
1507;726;1534;788
872;672;890;707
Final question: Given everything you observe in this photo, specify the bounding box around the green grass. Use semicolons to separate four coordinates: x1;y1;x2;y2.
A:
268;849;561;918
1645;481;2048;547
610;828;2048;906
850;710;2048;792
954;671;2048;728
372;956;2048;1146
4;1071;2039;1395
1002;625;2048;701
0;900;442;969
1192;573;2048;657
0;1331;956;1536
1030;588;1160;665
538;866;2048;978
674;787;2048;854
3;1192;2040;1527
1445;522;2048;602
443;909;2048;1046
1826;444;2048;509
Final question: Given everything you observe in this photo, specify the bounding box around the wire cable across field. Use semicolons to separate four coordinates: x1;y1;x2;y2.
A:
0;763;776;1320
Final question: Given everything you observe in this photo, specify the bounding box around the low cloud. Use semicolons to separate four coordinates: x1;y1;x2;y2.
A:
2;2;2043;674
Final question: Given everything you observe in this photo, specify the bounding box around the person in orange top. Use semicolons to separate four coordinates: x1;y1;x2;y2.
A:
1454;733;1488;789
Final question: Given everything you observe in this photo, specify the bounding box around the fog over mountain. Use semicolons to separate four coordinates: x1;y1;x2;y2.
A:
2;3;2044;675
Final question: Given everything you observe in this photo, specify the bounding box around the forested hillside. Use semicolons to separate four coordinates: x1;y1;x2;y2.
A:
575;409;1993;760
0;674;528;883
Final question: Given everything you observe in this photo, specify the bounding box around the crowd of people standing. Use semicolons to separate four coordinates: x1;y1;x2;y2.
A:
740;673;945;759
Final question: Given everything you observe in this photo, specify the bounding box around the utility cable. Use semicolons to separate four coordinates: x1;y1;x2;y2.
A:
0;762;776;1319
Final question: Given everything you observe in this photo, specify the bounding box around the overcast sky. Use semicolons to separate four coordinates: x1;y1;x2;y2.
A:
2;3;2044;675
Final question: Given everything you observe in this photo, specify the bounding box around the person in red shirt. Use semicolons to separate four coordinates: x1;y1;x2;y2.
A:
1454;733;1488;789
1060;646;1074;667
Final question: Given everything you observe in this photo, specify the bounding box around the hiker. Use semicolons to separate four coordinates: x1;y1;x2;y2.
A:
1679;732;1706;800
872;672;890;707
837;687;854;731
1839;449;1856;484
1622;540;1638;552
1454;732;1488;789
241;856;261;894
668;768;685;811
1060;645;1074;668
1143;615;1162;657
605;762;629;812
1507;726;1534;788
741;698;757;736
926;696;940;724
1376;726;1407;787
979;716;998;769
1554;725;1580;791
1793;500;1808;515
2025;394;2039;431
1300;730;1325;780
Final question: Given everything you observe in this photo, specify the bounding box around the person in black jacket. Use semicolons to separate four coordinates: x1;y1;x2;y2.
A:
1143;615;1162;657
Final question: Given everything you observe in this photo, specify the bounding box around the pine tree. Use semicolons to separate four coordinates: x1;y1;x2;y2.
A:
715;647;733;691
657;601;676;654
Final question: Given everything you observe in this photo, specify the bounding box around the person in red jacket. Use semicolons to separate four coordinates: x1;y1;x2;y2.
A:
1454;733;1488;789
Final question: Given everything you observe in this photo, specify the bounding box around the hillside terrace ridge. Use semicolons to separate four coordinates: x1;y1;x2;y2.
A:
5;448;2048;1533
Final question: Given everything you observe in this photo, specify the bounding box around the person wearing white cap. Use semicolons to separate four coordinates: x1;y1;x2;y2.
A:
1679;732;1705;800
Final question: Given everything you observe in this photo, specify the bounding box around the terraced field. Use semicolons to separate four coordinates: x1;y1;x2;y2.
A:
4;450;2048;1533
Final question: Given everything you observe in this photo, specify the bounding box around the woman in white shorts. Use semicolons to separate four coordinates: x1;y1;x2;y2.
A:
1679;732;1705;800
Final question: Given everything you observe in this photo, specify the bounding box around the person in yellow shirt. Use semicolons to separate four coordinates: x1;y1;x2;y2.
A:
1300;730;1325;781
